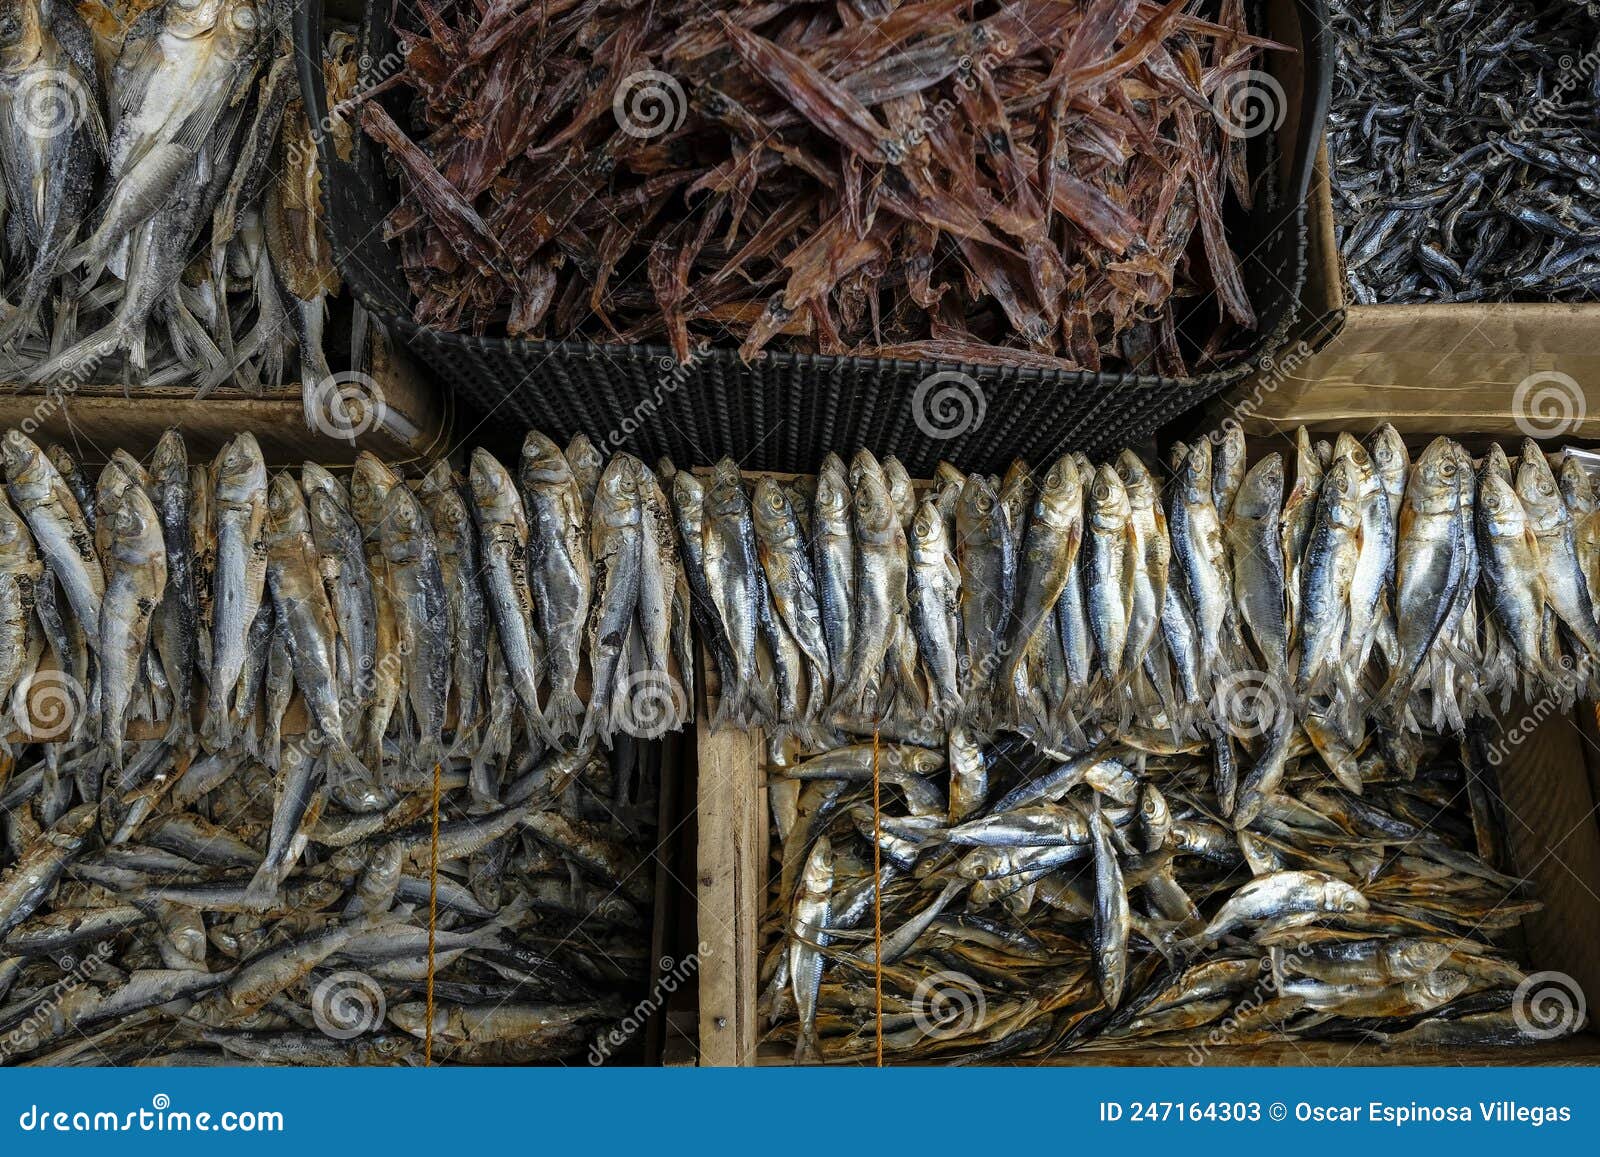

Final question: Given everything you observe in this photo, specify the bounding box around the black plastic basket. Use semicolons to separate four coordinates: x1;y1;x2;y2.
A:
295;0;1329;476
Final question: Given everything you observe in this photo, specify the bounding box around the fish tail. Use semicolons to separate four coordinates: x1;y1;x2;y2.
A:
242;862;282;911
25;317;135;386
541;688;585;742
794;1029;823;1065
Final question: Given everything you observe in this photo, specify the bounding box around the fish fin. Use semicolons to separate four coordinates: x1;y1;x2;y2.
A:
541;688;586;742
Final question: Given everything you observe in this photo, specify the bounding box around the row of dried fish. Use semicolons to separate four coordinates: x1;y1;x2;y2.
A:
0;428;682;1064
363;0;1281;371
1329;0;1600;302
0;427;692;800
687;429;1600;828
762;725;1562;1062
0;733;658;1065
0;0;339;406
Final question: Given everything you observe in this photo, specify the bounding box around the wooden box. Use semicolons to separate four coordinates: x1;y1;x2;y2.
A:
693;683;1600;1067
1204;147;1600;444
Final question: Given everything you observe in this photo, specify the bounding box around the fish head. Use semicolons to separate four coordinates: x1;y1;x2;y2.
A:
1166;440;1189;475
1383;939;1454;979
1319;878;1368;914
0;492;28;551
800;835;834;897
1364;422;1408;481
670;468;705;523
1405;969;1469;1008
751;476;798;543
1233;453;1284;520
1089;464;1129;527
1313;440;1333;468
378;484;426;556
909;497;944;552
111;448;151;491
519;429;572;487
150;430;188;489
1407;437;1461;515
1558;454;1596;514
594;455;642;529
1032;452;1083;527
299;461;348;509
1482;442;1512;484
0;0;42;71
1138;784;1171;848
934;460;964;489
1514;443;1562;522
1179;440;1213;504
466;447;517;521
1112;450;1153;511
105;481;161;558
1218;422;1245;462
564;432;602;476
810;464;848;524
266;472;310;536
852;464;895;542
386;1001;444;1041
847;448;881;491
95;457;138;513
1291;426;1323;486
214;433;266;502
1475;470;1527;537
165;0;231;37
1332;431;1367;469
0;428;49;492
883;454;913;502
349;451;400;521
415;459;457;503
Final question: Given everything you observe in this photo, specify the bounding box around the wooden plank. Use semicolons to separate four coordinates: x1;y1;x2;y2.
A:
0;330;451;467
695;653;766;1067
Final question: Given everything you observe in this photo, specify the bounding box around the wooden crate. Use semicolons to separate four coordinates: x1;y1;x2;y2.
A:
0;329;451;467
1202;146;1600;444
693;684;1600;1067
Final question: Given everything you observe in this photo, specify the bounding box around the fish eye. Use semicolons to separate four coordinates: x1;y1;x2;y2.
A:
974;494;993;514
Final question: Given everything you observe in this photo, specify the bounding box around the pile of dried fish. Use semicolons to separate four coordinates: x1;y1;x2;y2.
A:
364;0;1282;371
1329;0;1600;302
688;428;1600;819
0;0;338;403
0;427;685;1065
761;724;1564;1061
